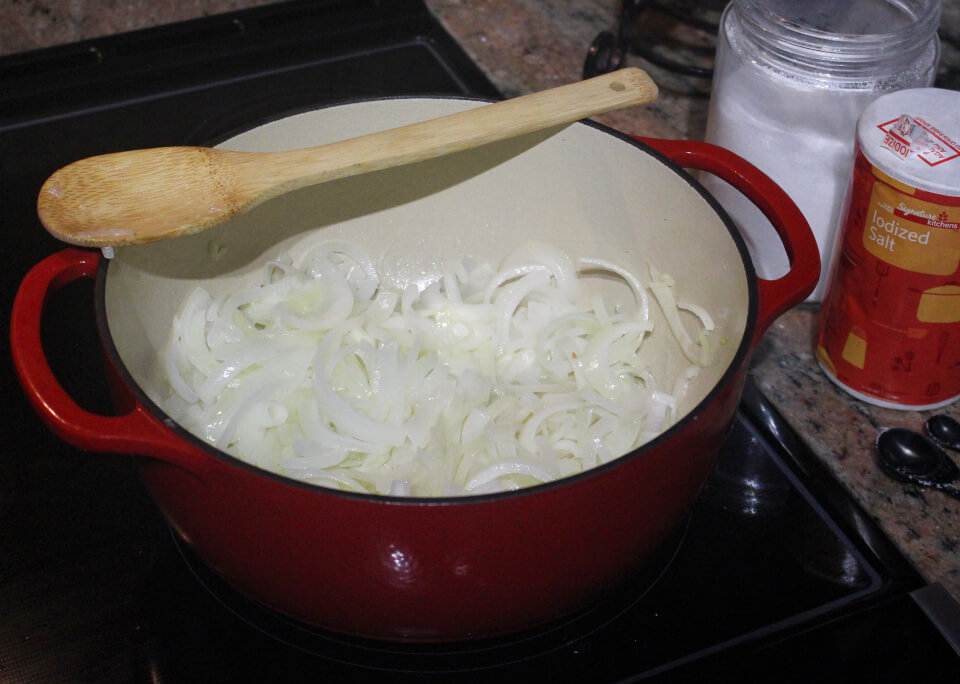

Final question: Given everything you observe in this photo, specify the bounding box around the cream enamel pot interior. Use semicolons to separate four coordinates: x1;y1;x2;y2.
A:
12;97;819;641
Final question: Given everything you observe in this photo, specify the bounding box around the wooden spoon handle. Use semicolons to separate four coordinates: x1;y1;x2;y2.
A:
38;68;657;248
242;67;658;194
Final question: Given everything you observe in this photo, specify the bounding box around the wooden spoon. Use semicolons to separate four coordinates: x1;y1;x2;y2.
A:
37;68;657;248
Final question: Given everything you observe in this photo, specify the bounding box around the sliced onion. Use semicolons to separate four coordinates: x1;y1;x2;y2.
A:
162;240;716;497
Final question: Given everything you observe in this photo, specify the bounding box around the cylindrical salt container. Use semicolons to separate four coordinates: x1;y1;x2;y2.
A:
816;88;960;410
703;0;941;301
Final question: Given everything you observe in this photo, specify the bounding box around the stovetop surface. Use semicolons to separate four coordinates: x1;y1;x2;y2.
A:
2;1;958;681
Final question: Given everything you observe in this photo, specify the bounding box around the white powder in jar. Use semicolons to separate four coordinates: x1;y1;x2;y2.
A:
702;0;941;301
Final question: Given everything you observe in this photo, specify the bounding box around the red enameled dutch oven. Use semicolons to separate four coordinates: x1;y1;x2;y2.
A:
11;98;819;641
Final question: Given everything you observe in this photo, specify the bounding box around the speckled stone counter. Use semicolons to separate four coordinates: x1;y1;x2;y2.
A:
753;306;960;601
3;0;959;600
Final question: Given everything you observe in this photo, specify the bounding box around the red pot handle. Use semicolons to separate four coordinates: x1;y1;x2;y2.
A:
636;137;819;345
10;248;208;472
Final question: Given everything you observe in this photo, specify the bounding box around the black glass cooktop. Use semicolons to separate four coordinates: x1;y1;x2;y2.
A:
2;1;958;681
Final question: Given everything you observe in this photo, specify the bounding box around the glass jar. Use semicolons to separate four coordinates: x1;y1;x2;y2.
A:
703;0;941;301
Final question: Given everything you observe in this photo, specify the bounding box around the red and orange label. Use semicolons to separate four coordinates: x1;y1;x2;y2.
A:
816;148;960;408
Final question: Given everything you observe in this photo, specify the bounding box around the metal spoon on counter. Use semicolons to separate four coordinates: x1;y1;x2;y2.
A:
876;421;960;500
36;68;657;249
926;414;960;451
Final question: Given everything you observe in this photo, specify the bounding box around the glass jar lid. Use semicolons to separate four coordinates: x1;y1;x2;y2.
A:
733;0;942;78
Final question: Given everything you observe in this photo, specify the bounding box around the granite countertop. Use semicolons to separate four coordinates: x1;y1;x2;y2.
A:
2;0;959;601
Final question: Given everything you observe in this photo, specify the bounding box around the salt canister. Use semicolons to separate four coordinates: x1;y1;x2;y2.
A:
703;0;942;301
816;88;960;410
